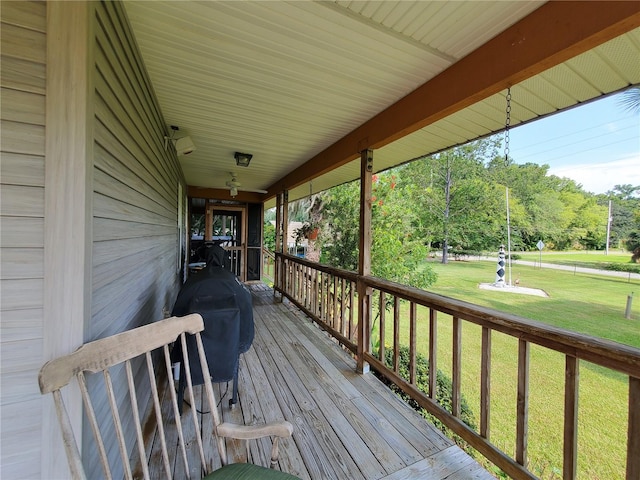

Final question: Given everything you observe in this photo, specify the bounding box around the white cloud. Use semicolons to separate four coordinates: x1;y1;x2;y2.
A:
548;156;640;194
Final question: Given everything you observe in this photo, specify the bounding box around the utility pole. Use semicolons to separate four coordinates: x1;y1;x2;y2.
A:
605;199;612;255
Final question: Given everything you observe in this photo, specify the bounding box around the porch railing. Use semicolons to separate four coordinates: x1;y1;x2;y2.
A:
273;252;640;480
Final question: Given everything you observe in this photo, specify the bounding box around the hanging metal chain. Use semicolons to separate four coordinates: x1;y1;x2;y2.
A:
504;87;511;166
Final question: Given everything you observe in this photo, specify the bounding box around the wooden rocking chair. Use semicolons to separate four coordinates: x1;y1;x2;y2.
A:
38;313;299;479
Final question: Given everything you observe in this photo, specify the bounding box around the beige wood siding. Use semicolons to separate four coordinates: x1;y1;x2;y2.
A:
85;2;185;477
0;1;47;478
92;0;183;338
2;1;185;478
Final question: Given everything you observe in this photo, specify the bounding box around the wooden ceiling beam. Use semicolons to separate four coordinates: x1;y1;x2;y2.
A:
266;1;640;199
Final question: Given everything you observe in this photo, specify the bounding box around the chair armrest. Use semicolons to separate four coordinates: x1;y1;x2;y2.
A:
217;421;293;440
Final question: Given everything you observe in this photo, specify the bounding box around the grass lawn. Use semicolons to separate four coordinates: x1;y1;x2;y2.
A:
376;259;639;479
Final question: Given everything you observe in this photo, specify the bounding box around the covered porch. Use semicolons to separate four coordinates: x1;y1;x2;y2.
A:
148;284;493;479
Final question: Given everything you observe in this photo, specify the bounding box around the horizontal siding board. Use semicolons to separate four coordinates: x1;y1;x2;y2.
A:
94;98;175;206
1;152;45;186
95;14;179;193
1;1;46;32
94;28;179;182
0;217;43;247
0;369;42;404
0;398;42;479
0;184;44;217
93;216;175;241
1;87;45;124
92;238;176;290
93;159;174;221
0;22;45;63
0;54;46;94
90;244;177;339
100;1;172;161
0;120;45;155
93;191;173;226
0;308;43;342
0;338;43;375
1;247;44;279
87;3;183;474
93;235;174;267
0;278;43;311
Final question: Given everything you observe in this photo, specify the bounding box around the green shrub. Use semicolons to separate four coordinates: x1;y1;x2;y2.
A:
602;262;640;273
373;344;477;452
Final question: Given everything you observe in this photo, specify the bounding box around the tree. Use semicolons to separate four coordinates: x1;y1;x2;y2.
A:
600;185;640;253
405;139;505;261
322;172;436;289
619;86;640;115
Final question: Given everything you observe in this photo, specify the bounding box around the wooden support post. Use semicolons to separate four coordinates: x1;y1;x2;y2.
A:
274;193;282;297
275;190;288;301
357;149;373;374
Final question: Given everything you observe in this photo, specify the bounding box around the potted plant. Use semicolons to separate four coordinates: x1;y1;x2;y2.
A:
293;222;319;244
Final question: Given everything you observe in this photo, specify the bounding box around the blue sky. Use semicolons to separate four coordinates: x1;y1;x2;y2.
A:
506;90;639;195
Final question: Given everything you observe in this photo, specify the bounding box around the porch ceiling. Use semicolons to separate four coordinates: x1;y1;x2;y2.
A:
123;1;640;207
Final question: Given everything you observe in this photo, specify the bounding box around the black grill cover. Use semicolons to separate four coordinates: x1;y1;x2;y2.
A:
171;245;254;407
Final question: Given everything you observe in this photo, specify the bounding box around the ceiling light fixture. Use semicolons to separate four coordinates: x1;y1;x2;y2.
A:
234;151;253;167
229;186;238;197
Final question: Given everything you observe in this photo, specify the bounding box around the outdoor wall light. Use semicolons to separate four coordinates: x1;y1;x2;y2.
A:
234;151;253;167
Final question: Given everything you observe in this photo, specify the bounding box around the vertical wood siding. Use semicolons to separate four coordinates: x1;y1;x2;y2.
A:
0;1;47;478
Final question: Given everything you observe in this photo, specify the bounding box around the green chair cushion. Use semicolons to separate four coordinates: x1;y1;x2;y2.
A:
203;462;300;480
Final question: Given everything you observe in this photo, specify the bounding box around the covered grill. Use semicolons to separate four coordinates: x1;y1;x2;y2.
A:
171;244;254;409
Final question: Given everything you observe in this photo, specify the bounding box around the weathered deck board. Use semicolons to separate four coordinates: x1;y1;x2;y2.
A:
150;284;494;479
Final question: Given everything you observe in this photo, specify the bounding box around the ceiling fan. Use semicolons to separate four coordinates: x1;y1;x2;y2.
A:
224;172;267;197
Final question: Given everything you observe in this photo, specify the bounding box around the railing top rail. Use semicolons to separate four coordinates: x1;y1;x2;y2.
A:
276;253;640;378
277;252;359;282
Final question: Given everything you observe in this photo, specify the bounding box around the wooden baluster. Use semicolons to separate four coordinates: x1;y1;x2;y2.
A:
331;275;341;331
563;355;579;480
340;277;346;337
481;327;491;440
313;269;318;317
452;317;461;417
516;339;530;466
409;302;417;385
429;309;437;399
628;376;640;480
348;281;355;341
393;297;400;373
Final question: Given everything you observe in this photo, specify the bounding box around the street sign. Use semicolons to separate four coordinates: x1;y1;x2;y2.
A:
536;240;544;269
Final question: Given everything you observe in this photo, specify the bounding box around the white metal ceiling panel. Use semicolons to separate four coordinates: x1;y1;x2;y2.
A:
123;1;640;206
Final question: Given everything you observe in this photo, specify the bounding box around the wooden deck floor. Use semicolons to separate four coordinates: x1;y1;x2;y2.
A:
154;284;494;479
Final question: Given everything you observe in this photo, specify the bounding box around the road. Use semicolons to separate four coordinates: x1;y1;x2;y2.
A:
479;256;640;281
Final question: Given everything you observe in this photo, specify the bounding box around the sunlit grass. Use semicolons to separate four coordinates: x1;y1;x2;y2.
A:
374;259;638;479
